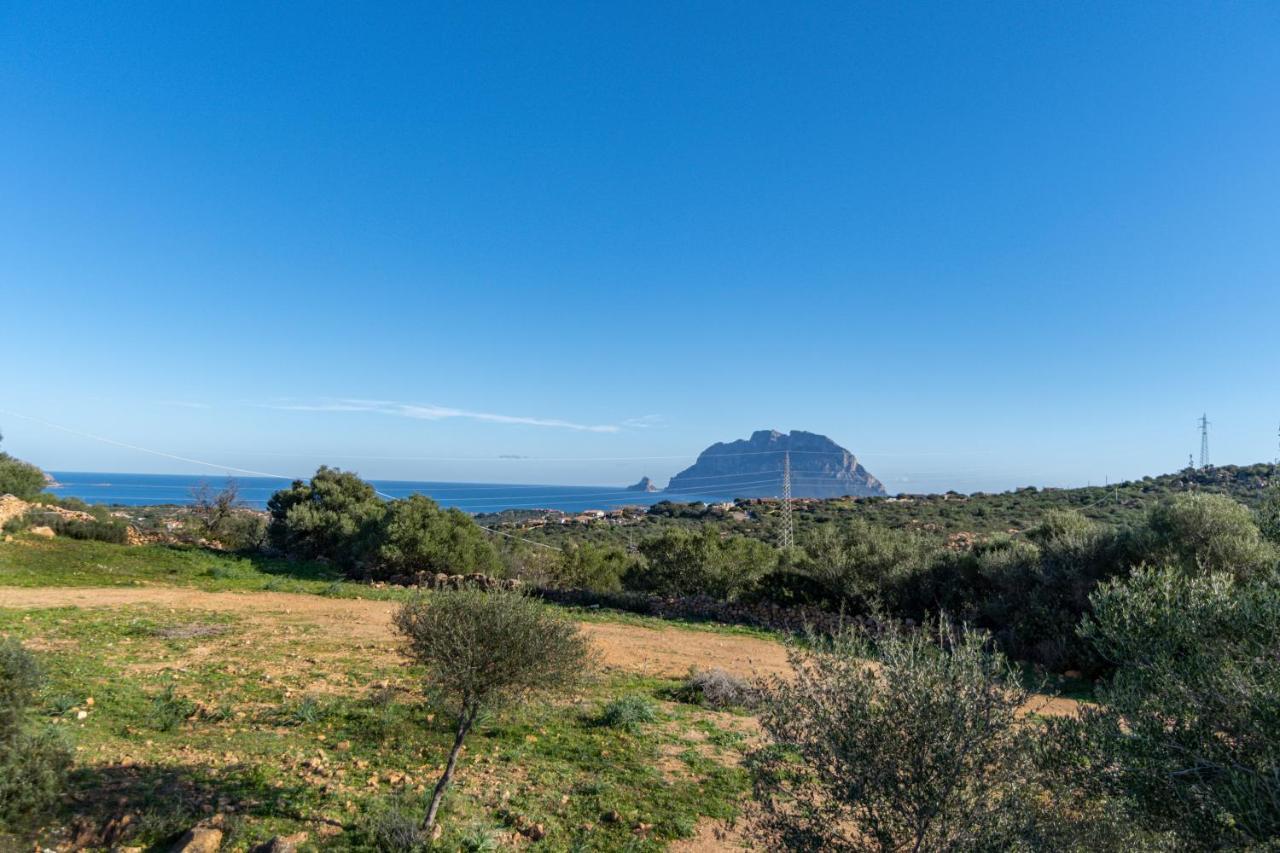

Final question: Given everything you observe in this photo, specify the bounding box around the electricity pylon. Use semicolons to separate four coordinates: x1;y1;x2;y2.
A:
780;450;794;550
1199;413;1211;468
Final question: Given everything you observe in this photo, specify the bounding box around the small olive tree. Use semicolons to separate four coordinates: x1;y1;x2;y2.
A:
751;622;1041;851
393;590;595;833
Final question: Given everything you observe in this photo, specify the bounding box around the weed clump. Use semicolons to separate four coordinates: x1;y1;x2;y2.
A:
148;684;195;732
673;668;760;709
364;803;430;852
598;695;657;732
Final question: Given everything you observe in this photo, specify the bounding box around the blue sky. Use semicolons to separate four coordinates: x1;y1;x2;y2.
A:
2;1;1278;493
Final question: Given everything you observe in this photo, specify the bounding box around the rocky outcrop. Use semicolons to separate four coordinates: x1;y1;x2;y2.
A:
666;429;886;499
0;495;29;528
624;476;659;492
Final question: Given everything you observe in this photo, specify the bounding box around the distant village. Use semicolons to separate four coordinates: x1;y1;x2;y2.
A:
474;492;978;531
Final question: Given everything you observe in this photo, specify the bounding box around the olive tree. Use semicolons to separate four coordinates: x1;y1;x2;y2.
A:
751;622;1042;851
393;590;594;833
1064;565;1280;847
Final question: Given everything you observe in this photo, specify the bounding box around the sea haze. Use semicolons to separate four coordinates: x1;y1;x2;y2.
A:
45;472;734;515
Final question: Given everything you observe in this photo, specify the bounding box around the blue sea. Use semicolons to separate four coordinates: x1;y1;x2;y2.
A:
45;472;730;515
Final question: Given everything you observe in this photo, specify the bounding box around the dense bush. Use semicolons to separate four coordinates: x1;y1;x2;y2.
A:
394;590;594;833
632;528;776;599
1146;492;1275;579
0;639;70;831
979;514;1133;670
1259;482;1280;545
372;494;498;579
266;467;385;568
752;622;1047;851
1059;566;1280;847
0;454;45;500
794;521;929;612
551;542;632;592
266;471;506;578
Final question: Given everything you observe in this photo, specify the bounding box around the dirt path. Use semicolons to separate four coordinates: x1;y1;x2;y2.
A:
0;586;794;680
0;586;1080;716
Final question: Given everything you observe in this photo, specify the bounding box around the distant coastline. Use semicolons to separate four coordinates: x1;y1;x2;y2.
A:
44;471;736;516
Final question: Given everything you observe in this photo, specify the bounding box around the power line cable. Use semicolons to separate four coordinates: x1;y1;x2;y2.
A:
0;410;566;551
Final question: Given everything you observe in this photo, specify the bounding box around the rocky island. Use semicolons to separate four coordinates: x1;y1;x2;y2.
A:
665;429;886;499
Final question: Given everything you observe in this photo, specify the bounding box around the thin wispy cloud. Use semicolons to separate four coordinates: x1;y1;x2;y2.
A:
622;414;666;429
264;398;625;433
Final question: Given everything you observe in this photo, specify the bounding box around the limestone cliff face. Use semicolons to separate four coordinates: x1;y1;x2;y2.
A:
665;429;886;499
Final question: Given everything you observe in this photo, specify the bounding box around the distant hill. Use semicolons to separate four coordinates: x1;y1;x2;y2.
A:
666;429;886;499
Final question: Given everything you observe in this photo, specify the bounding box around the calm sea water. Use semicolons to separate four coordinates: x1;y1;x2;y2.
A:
45;472;729;515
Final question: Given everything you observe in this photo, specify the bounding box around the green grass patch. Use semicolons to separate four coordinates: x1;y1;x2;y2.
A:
0;605;753;851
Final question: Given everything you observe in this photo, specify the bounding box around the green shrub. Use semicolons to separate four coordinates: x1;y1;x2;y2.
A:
0;639;70;830
796;521;929;612
1062;565;1280;846
632;528;777;600
1257;481;1280;546
553;542;631;592
26;494;89;512
34;513;129;544
751;622;1043;851
597;695;657;732
372;494;498;578
0;452;45;500
1146;493;1274;579
266;467;385;569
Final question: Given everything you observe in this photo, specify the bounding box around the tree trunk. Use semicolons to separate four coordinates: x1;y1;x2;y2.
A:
423;705;475;832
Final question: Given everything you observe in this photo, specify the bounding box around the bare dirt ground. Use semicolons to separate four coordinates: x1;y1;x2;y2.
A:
0;585;1080;717
0;586;794;679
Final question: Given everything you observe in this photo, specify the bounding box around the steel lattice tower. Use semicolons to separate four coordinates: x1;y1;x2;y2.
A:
1199;413;1211;468
780;450;795;549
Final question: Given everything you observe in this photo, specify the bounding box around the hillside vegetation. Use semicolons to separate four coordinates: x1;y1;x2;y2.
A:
2;459;1278;849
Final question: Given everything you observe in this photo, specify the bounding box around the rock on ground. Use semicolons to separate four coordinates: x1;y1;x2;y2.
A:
171;826;223;853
